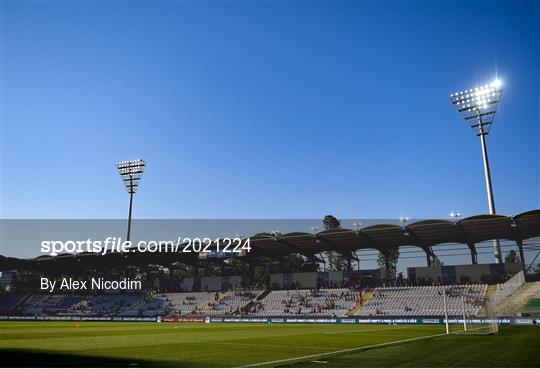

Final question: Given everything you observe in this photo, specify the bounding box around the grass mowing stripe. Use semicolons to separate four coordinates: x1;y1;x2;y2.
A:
218;342;333;350
243;332;447;368
323;326;412;335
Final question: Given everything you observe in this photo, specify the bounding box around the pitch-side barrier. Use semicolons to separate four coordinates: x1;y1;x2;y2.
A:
1;315;538;325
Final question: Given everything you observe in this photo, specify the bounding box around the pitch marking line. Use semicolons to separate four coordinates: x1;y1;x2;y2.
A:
243;332;447;368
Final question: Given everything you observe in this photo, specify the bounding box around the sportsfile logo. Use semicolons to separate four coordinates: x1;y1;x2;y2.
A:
40;237;251;256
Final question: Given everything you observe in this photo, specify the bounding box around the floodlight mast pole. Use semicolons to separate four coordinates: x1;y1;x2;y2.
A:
477;115;496;215
477;114;502;263
126;177;134;242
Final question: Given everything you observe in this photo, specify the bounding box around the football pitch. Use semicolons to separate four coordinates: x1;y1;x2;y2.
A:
0;322;538;367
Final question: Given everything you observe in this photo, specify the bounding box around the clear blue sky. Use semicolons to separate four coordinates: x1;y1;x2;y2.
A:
1;0;539;221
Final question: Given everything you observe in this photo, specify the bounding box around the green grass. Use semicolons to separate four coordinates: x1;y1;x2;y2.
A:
0;322;538;367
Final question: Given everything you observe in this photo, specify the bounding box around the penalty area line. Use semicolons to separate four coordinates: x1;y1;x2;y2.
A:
242;332;447;368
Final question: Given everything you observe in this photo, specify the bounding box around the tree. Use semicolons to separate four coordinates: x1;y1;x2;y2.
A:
228;258;251;276
377;247;399;285
504;250;520;264
302;257;319;272
323;215;341;230
280;254;308;273
328;252;350;270
396;272;405;286
322;215;351;270
252;257;273;289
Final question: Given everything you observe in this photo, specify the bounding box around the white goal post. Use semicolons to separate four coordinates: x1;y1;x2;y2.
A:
442;285;498;335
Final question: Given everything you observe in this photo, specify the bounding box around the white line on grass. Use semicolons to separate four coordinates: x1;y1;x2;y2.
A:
243;332;447;368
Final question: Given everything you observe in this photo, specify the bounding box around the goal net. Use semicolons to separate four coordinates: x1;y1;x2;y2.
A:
443;286;498;335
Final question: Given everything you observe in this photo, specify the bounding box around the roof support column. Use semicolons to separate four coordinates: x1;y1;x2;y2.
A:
516;240;526;273
419;246;434;267
467;243;478;265
354;251;360;270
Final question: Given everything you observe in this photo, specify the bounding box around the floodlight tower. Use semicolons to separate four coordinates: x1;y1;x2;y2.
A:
449;79;503;263
450;212;462;222
116;159;146;242
399;216;410;225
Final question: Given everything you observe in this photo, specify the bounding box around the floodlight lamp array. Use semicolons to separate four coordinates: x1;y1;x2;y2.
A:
116;159;146;193
449;80;502;135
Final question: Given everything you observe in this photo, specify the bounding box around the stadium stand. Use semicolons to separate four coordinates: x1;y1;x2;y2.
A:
357;285;487;317
200;290;263;316
122;295;168;316
250;288;360;317
165;292;216;315
0;293;24;313
21;295;48;315
87;294;142;316
25;294;84;315
2;282;540;319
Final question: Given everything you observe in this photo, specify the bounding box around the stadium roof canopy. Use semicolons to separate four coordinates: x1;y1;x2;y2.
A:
247;210;540;265
0;210;539;272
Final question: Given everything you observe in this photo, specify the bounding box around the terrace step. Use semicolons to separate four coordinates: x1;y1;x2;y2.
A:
256;290;272;301
486;284;498;298
348;289;373;316
496;282;540;316
12;294;30;311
